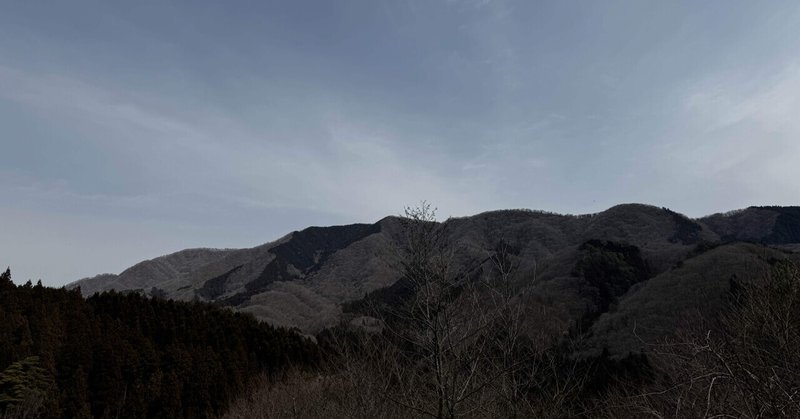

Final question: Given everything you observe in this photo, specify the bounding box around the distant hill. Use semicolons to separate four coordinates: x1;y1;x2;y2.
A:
586;242;799;356
69;204;800;352
700;206;800;244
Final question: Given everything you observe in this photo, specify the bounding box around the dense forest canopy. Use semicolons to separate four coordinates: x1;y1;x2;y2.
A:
0;268;317;418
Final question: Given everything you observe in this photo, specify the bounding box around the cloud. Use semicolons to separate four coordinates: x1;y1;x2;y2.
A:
685;62;800;133
640;60;800;214
0;64;492;222
3;0;800;284
303;117;493;219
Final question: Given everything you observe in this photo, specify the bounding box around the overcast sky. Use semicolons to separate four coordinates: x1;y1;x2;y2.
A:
2;0;799;285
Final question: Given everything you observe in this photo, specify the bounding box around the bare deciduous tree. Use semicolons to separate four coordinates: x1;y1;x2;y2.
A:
597;260;800;418
373;202;546;418
224;203;591;418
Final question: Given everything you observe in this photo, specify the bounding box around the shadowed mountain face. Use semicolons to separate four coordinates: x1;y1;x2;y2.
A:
701;206;800;244
585;242;799;357
70;219;404;333
69;205;800;341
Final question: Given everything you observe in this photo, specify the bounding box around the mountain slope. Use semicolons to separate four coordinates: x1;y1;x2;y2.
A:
69;218;406;333
586;242;800;356
69;204;799;336
701;206;800;244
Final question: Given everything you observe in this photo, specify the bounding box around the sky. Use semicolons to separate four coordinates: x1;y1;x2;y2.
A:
1;0;799;285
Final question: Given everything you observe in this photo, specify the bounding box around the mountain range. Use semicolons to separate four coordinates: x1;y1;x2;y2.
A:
68;204;800;356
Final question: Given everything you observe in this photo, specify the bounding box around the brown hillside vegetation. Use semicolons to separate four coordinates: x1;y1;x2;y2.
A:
223;205;800;418
4;204;799;417
70;204;796;336
55;203;800;418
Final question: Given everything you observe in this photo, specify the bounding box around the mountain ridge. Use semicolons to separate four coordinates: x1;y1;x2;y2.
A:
69;204;800;341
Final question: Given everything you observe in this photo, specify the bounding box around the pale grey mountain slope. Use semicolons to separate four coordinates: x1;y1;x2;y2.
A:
69;218;404;333
69;248;235;296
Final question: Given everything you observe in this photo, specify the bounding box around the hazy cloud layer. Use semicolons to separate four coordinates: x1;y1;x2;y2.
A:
1;0;799;284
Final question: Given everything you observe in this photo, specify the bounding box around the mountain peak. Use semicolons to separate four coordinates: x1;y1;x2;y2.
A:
69;204;800;333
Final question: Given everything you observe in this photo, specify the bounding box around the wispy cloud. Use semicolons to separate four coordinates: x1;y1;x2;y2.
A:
642;59;800;213
685;62;800;133
3;0;800;284
0;64;489;223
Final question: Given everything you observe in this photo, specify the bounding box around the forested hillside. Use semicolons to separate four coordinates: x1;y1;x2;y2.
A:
70;205;800;336
7;204;800;417
0;269;317;418
226;207;800;418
